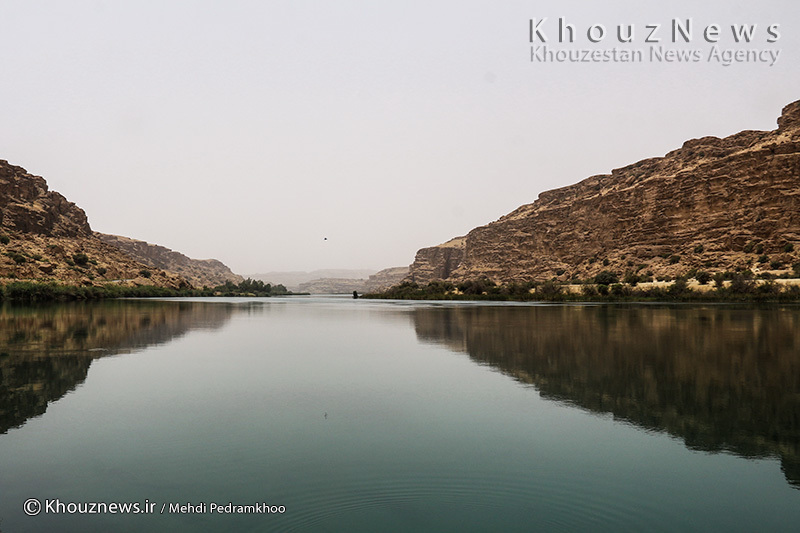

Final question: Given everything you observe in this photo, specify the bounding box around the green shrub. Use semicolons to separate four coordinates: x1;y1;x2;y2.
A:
72;253;89;266
743;241;754;253
536;281;563;298
696;271;712;285
784;243;795;253
96;267;107;276
758;254;769;264
669;254;680;264
694;244;704;253
139;269;152;278
668;278;690;296
0;235;9;245
594;271;619;285
610;283;629;296
754;243;764;254
458;278;496;295
794;262;800;276
729;275;755;294
426;280;455;293
6;252;26;264
623;272;640;286
756;281;780;296
770;260;783;270
602;258;610;266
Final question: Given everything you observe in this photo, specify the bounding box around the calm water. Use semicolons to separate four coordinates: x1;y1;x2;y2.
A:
1;298;798;532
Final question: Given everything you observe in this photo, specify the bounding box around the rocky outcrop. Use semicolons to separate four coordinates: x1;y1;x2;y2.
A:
0;160;91;237
407;100;800;284
363;266;409;292
0;160;188;288
406;237;465;283
95;233;243;288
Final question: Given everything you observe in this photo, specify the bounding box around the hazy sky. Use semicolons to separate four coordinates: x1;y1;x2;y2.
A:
1;1;798;274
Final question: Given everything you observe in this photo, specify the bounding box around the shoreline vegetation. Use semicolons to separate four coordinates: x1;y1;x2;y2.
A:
363;267;800;303
5;269;800;304
0;278;301;303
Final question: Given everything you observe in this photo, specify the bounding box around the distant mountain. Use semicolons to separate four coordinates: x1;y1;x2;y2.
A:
363;266;410;292
292;267;410;294
251;269;377;291
298;278;366;294
96;233;243;288
0;160;187;288
407;100;800;284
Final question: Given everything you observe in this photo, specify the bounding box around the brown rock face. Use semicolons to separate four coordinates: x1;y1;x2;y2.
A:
95;233;243;288
0;160;91;237
363;266;409;292
0;161;188;288
406;237;465;283
407;100;800;284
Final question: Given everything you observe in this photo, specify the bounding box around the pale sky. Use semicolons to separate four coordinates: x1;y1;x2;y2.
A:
1;0;798;274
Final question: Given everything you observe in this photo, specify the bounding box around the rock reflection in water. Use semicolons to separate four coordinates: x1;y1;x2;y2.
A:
0;300;236;434
412;304;800;488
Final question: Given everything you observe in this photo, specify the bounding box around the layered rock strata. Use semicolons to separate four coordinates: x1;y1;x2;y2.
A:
407;100;800;284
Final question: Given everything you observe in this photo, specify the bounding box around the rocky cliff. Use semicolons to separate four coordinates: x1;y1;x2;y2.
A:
405;238;465;284
363;266;409;292
0;160;187;288
0;161;91;237
407;100;800;284
96;233;243;288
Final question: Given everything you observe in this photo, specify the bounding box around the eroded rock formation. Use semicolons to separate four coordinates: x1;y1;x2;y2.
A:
407;100;800;284
0;160;187;288
96;233;243;288
0;161;91;238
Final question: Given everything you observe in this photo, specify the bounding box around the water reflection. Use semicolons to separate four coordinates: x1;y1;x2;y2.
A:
0;300;235;434
412;304;800;488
